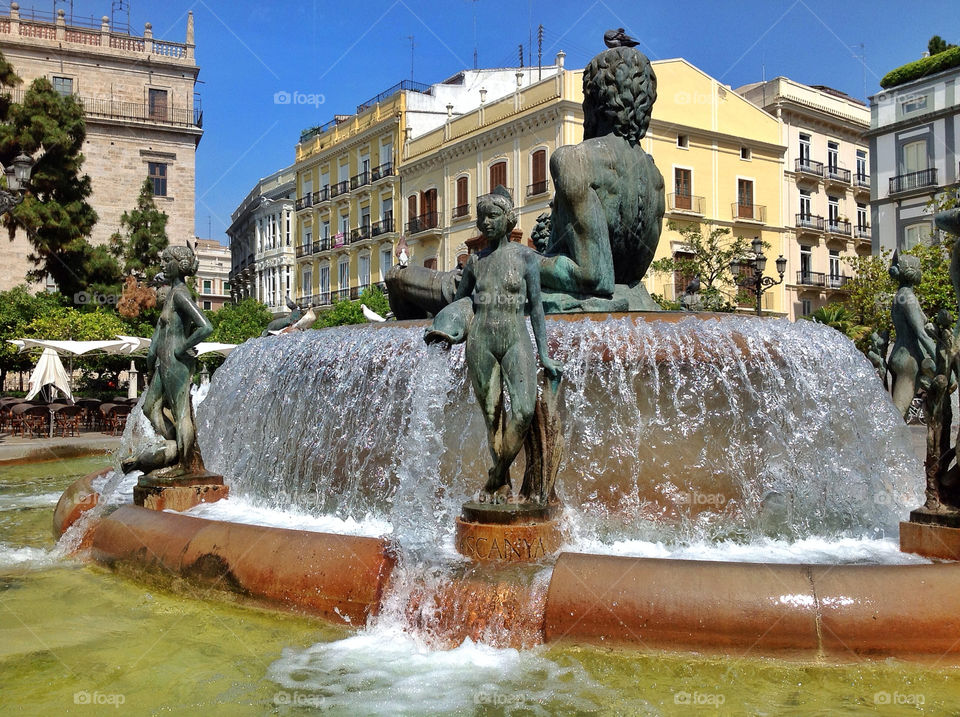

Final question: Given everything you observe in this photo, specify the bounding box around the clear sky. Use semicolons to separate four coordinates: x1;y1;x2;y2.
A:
40;0;959;243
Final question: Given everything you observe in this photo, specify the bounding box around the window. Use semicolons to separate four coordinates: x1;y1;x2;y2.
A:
423;257;438;270
340;214;349;235
856;149;867;179
902;140;928;174
827;141;839;172
338;258;350;290
148;88;168;121
856;202;867;230
360;154;370;174
322;221;330;240
224;282;231;292
800;245;812;278
530;149;547;194
903;223;930;250
455;176;469;216
380;247;393;280
901;93;928;115
799;189;811;219
202;279;212;295
301;268;312;296
421;188;437;224
202;300;212;311
339;162;349;183
672;250;695;298
799;133;811;164
801;299;812;317
407;194;417;222
382;198;393;220
147;162;167;196
52;76;73;97
829;249;840;279
740;146;751;160
674;168;692;210
489;161;507;192
380;142;393;167
320;172;330;192
677;134;689;149
318;264;330;296
285;211;291;246
828;196;839;226
359;254;371;287
736;179;754;218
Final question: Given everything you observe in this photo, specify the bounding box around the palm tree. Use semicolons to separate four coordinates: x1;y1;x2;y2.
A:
803;305;872;344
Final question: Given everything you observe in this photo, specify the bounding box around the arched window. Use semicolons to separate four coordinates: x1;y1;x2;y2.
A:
489;161;507;192
529;149;547;196
454;176;469;217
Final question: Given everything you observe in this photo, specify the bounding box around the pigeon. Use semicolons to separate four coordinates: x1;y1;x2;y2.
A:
362;304;387;322
684;276;701;295
603;28;639;48
396;236;410;268
285;295;299;311
280;306;317;333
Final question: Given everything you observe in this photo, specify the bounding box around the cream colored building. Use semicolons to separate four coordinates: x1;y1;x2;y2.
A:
401;58;789;314
194;238;230;312
0;3;202;291
293;67;562;306
737;78;870;319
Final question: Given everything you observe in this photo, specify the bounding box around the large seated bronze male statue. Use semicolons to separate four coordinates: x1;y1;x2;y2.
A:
386;39;664;318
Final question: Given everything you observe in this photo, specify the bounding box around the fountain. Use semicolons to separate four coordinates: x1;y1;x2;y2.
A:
48;33;960;673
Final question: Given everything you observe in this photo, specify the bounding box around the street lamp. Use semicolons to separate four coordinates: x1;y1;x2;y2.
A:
730;236;787;316
0;152;34;214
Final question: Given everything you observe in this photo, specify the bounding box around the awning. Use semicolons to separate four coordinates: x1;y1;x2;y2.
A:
25;348;73;401
8;338;146;355
195;342;237;357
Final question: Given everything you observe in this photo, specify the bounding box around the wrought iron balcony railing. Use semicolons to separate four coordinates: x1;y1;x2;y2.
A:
854;173;870;189
371;162;394;181
350;171;369;190
825;165;851;183
796;213;824;231
732;203;765;222
452;203;470;219
889;168;938;195
855;224;871;239
371;217;395;235
795;158;824;177
827;219;851;236
330;180;349;198
669;193;704;213
526;180;550;196
407;211;439;234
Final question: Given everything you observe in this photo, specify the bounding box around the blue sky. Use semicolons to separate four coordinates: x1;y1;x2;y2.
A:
43;0;959;242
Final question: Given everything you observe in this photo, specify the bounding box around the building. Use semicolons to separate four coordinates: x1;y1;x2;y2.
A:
866;58;960;253
194;238;230;312
0;3;202;290
737;78;871;319
226;165;296;316
401;58;789;315
293;65;562;307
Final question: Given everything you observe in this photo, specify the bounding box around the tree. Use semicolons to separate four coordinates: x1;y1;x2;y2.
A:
207;298;272;344
313;286;391;328
109;179;169;282
0;285;66;390
0;70;119;298
803;305;871;344
929;35;956;56
649;220;753;312
837;252;894;337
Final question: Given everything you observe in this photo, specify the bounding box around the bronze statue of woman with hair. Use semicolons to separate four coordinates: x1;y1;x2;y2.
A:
122;244;213;475
888;252;935;419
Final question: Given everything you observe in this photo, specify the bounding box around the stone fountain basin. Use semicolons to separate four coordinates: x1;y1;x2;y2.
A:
56;470;960;659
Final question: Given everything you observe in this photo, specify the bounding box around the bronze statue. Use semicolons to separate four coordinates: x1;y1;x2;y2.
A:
386;34;664;319
262;296;304;336
427;187;562;504
122;245;213;475
888;252;935;419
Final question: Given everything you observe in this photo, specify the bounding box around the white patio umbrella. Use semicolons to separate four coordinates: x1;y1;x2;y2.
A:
25;348;73;401
195;342;237;357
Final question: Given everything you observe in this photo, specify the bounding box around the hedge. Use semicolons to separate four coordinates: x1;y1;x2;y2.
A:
880;46;960;89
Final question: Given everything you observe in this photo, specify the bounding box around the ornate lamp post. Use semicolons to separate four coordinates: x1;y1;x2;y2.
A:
729;236;787;316
0;152;34;215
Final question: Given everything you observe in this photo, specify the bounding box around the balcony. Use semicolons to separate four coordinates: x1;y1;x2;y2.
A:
350;171;370;190
732;203;765;222
826;218;851;236
668;193;704;214
295;243;312;258
335;288;351;301
350;225;372;243
890;168;938;195
295;195;313;211
316;236;332;252
452;204;470;219
313;186;330;204
796;213;824;232
332;232;347;248
330;180;349;198
371;162;395;182
855;224;871;240
825;165;851;184
371;217;395;236
854;173;870;190
795;158;824;178
795;271;851;289
317;291;332;306
527;180;550;197
407;211;439;234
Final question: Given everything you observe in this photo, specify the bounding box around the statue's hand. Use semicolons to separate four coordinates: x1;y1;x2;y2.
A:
541;356;563;382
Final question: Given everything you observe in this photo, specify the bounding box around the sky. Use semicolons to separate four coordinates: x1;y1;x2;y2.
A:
39;0;960;243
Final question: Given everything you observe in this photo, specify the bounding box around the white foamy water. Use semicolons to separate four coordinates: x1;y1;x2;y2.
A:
0;492;63;510
182;496;392;537
0;543;58;569
267;628;620;715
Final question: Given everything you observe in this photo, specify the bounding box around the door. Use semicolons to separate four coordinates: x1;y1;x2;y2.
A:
675;168;691;210
737;179;754;218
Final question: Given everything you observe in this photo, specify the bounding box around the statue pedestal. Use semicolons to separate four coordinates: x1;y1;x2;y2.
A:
900;508;960;560
133;472;229;512
455;501;562;563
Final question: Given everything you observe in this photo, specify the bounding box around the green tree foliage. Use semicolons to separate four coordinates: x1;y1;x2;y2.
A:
649;221;753;312
802;304;872;344
0;71;119;298
907;241;954;319
208;298;272;344
109;179;169;282
313;286;391;328
880;46;960;88
837;252;895;336
929;35;956;56
0;285;66;389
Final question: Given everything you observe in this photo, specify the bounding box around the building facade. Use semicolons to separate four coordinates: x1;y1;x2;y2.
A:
401;58;789;315
0;4;202;291
866;63;960;253
737;78;871;319
226;166;296;316
194;238;230;312
292;66;562;307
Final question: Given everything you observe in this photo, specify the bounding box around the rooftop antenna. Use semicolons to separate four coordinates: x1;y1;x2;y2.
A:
537;24;543;80
518;44;524;68
407;35;414;81
471;0;479;69
852;42;867;101
111;0;130;34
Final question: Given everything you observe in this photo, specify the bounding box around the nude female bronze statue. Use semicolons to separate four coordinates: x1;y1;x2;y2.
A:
122;244;213;475
888;252;935;419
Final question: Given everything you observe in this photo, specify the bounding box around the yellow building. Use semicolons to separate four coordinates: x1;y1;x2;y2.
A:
399;58;789;314
293;68;563;306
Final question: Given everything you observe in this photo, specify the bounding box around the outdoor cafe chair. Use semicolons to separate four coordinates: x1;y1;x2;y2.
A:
13;404;49;438
53;405;83;437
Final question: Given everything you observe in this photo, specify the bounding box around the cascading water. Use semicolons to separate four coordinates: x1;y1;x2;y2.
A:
198;315;921;550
